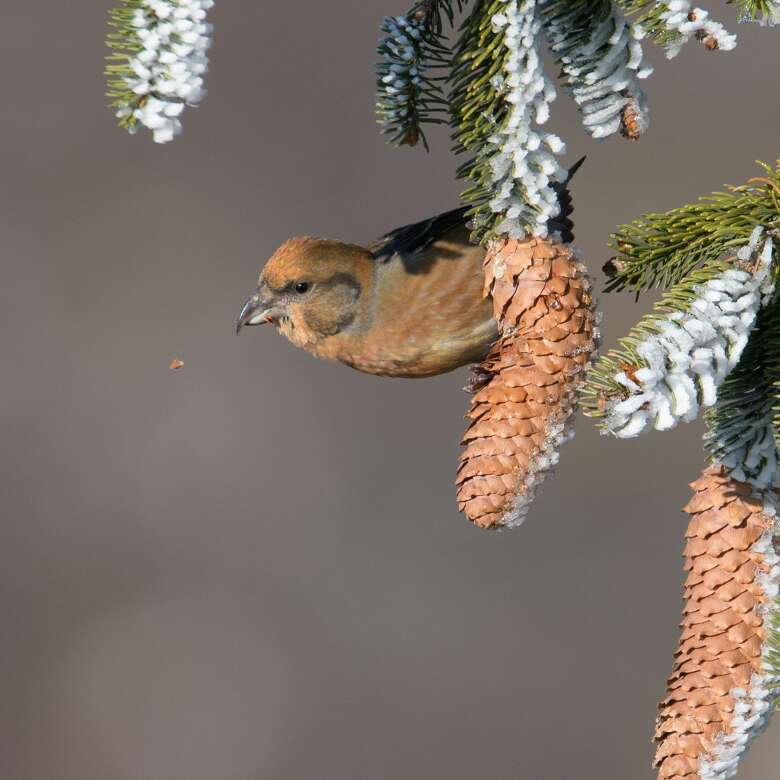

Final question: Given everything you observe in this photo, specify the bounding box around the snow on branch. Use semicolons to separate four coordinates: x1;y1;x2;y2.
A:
541;1;653;140
615;1;737;57
106;0;214;143
585;229;776;438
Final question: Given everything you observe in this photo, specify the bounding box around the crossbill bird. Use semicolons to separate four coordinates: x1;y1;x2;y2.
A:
235;161;580;379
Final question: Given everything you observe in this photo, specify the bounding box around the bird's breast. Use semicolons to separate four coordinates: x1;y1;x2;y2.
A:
318;232;498;377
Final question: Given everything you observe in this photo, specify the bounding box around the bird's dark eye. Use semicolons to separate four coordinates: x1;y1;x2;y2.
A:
294;281;310;294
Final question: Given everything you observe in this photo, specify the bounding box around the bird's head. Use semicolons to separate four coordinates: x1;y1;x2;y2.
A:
236;237;373;350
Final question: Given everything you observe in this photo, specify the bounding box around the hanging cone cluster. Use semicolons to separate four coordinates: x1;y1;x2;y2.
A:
655;467;780;780
456;236;597;529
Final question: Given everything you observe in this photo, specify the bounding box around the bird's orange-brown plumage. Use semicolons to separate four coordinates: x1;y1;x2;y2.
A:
322;225;494;376
237;168;589;530
238;210;497;377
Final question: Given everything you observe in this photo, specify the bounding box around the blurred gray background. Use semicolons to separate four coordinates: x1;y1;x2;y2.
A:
1;2;779;778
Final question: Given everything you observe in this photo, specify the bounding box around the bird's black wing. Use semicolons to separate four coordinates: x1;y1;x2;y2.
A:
368;205;471;264
368;156;585;262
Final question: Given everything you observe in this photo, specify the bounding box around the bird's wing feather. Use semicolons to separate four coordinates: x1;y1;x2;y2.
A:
368;155;585;262
368;206;471;264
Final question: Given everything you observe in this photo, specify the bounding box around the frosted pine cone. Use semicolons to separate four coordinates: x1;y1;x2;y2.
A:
655;467;780;780
456;236;598;529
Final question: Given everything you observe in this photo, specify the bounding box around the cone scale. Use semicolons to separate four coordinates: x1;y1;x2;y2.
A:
655;467;780;780
456;235;597;529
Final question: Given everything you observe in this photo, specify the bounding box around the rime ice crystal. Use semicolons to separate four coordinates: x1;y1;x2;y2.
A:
486;0;567;239
603;230;775;439
742;2;780;26
377;17;423;117
444;0;767;245
657;1;737;57
615;0;738;57
541;1;652;139
376;15;430;146
113;0;214;143
705;378;778;488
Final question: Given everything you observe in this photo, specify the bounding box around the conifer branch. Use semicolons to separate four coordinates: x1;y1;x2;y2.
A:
584;162;780;780
106;0;214;143
582;230;776;434
727;0;780;25
613;1;736;56
703;308;779;487
603;161;780;293
540;0;653;140
763;298;780;454
450;0;567;243
375;1;464;150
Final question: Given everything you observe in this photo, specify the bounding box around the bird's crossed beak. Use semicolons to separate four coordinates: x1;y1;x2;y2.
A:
235;291;284;335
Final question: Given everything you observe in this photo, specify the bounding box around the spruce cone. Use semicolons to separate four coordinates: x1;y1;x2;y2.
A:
456;236;597;529
655;467;780;780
